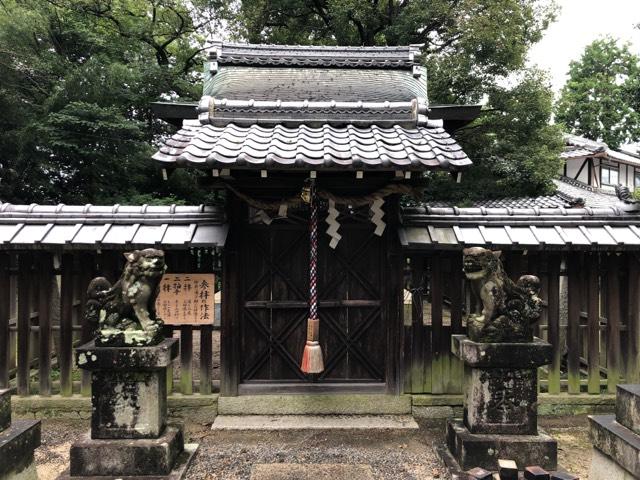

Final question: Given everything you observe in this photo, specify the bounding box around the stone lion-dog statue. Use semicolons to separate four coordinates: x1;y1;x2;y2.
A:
463;247;542;343
85;248;167;346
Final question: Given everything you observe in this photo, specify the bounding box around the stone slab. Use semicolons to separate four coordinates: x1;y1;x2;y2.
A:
75;338;178;371
452;335;553;369
11;394;219;422
0;420;41;477
217;394;412;415
464;367;538;435
589;447;636;480
589;414;640;478
58;443;198;480
70;425;184;477
90;369;167;439
446;419;557;471
211;415;419;430
615;384;640;435
3;459;38;480
250;463;375;480
0;389;10;431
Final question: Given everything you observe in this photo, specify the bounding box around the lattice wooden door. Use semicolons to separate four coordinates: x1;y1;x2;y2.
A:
239;206;387;387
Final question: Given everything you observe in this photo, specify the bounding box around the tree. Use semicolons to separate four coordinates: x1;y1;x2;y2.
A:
224;0;563;201
0;0;220;205
556;37;640;149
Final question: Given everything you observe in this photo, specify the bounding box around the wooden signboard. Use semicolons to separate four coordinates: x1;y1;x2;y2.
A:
156;274;215;325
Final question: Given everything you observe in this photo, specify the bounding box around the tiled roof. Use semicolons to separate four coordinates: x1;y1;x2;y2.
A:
209;42;422;69
562;134;640;166
423;193;573;209
0;204;227;249
553;177;618;208
204;67;428;103
400;205;640;250
153;120;470;171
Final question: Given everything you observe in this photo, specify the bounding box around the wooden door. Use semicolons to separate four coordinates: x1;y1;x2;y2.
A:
238;204;391;392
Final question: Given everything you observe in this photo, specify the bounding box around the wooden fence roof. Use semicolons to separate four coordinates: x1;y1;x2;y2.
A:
400;205;640;250
0;204;227;249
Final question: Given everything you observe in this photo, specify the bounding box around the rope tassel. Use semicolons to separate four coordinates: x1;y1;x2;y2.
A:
301;180;324;374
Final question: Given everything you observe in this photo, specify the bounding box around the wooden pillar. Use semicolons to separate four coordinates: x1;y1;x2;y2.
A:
59;253;74;397
567;253;582;394
385;195;403;395
547;254;561;394
627;254;640;384
430;255;444;394
0;254;9;389
38;253;53;396
449;253;464;394
200;324;213;395
606;254;622;393
587;254;602;393
409;255;426;393
17;253;33;396
180;325;193;395
220;196;243;396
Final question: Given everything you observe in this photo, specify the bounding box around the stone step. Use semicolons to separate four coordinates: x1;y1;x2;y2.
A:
0;389;10;431
217;394;411;415
589;414;640;479
211;414;419;431
616;384;640;435
251;463;375;480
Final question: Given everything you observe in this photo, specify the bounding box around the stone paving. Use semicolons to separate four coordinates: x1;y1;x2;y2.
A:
33;416;593;480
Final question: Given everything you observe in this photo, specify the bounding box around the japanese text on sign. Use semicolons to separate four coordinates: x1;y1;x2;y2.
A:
156;274;215;325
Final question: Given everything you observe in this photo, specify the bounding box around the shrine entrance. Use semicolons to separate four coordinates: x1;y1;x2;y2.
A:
235;200;397;394
222;186;402;394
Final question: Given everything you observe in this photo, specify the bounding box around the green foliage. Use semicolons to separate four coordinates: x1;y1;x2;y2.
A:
556;37;640;149
428;70;564;203
225;0;563;202
0;0;219;205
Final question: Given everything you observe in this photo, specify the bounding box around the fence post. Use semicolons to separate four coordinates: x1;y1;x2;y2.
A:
17;253;33;396
409;255;426;393
60;253;74;397
587;253;601;394
38;253;53;396
430;255;444;394
0;254;10;388
547;254;561;394
606;254;621;394
567;253;582;394
628;254;640;383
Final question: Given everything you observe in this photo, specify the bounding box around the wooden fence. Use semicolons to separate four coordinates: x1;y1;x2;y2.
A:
403;250;640;395
2;247;638;398
0;249;219;397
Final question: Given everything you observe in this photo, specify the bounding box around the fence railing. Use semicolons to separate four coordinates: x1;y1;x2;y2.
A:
403;250;640;395
0;249;219;397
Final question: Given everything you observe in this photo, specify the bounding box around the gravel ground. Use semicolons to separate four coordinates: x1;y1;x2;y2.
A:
33;416;592;480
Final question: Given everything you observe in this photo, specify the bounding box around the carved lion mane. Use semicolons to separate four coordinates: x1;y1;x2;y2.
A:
86;248;167;346
463;247;541;343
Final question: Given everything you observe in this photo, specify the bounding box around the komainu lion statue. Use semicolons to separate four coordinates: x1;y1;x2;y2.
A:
85;248;167;346
463;247;542;343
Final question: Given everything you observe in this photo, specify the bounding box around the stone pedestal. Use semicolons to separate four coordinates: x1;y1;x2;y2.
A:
445;335;557;472
0;389;41;480
589;384;640;479
58;339;198;480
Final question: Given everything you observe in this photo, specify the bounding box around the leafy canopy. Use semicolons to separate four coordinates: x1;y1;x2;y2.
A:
556;37;640;150
0;0;221;205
